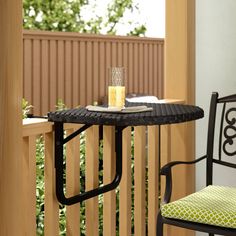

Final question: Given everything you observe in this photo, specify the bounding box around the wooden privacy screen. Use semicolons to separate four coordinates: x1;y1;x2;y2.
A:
23;30;164;115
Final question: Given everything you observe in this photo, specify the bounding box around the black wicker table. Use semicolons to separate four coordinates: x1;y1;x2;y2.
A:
48;102;204;205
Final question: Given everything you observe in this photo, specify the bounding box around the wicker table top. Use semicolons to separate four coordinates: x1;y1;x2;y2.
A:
48;102;204;126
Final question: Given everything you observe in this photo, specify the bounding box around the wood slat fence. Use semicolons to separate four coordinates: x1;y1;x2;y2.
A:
23;30;164;116
23;118;172;236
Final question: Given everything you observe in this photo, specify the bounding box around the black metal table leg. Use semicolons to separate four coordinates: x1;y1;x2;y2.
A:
54;122;125;205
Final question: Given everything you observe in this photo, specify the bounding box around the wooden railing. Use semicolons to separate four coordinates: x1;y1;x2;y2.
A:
22;100;184;236
23;30;164;116
22;121;161;235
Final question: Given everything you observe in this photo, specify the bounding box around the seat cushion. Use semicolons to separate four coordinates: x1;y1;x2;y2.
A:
161;185;236;228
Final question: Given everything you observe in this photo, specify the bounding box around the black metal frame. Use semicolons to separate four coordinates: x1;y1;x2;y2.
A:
54;122;126;205
157;92;236;236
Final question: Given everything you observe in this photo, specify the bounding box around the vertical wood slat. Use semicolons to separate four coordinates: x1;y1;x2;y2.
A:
85;126;99;236
123;43;128;89
22;135;37;236
105;42;111;90
79;41;86;106
49;40;57;111
134;126;146;236
147;126;160;236
153;44;158;97
128;43;133;93
111;42;117;66
160;125;171;236
148;44;153;95
86;42;92;105
144;44;149;94
23;31;164;115
41;40;49;115
138;43;144;93
57;40;65;102
119;127;132;236
44;132;59;236
93;42;99;103
72;41;79;108
99;42;105;102
23;39;32;103
133;43;139;93
160;125;171;199
103;126;116;236
66;128;81;236
65;41;72;108
32;39;41;115
117;42;123;65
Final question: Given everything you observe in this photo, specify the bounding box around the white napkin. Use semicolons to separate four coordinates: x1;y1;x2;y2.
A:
126;95;158;103
86;105;153;113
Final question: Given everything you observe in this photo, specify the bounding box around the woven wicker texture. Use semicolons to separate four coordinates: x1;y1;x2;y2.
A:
48;103;204;126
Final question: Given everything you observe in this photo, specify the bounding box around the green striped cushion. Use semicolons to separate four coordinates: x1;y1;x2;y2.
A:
161;185;236;228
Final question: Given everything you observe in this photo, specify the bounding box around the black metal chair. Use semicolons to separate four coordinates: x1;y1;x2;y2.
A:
157;92;236;236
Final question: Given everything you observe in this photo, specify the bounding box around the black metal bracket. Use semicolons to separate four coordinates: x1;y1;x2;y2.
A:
54;122;125;205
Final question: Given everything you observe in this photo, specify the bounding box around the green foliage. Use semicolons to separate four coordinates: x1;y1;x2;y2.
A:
23;0;146;36
128;25;146;36
23;0;88;32
36;136;45;235
55;98;67;111
105;0;146;36
22;98;33;119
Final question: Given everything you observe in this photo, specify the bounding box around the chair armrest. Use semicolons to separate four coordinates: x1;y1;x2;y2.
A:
161;155;207;204
161;155;207;175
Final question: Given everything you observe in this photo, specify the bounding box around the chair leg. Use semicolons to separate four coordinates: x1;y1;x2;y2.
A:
156;211;164;236
209;234;214;236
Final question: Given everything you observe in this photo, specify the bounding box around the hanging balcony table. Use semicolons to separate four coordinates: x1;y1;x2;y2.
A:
48;102;204;205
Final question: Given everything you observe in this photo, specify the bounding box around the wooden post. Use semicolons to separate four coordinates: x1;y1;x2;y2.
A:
0;0;23;234
165;0;196;236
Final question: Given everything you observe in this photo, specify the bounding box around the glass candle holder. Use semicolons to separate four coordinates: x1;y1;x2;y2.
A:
108;67;125;108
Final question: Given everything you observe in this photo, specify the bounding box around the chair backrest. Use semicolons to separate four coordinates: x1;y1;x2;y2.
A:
206;92;236;185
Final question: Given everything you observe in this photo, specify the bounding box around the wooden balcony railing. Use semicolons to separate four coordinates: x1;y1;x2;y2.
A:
22;99;183;236
22;120;159;236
